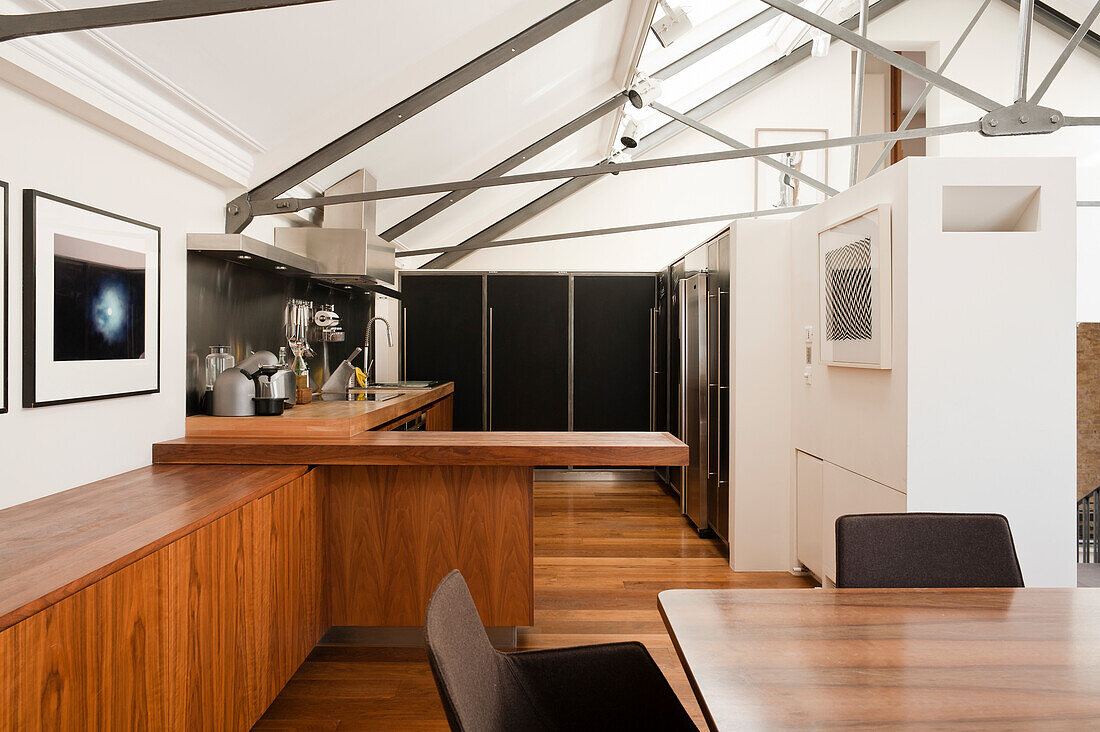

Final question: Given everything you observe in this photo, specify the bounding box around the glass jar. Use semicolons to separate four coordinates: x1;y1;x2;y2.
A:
205;346;235;390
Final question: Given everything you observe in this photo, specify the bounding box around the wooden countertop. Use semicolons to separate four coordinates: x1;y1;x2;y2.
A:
185;383;454;438
659;588;1100;730
153;431;689;466
0;463;308;633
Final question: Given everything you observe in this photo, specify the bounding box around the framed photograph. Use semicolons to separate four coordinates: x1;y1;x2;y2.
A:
754;128;829;210
23;190;160;407
818;204;892;369
0;181;7;414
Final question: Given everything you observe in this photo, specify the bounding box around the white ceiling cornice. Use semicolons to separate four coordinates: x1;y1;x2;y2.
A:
0;0;267;187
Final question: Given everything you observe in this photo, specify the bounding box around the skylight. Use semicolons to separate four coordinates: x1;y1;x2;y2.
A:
623;0;883;145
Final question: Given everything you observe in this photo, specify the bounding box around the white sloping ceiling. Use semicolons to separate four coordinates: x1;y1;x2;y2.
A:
0;0;646;250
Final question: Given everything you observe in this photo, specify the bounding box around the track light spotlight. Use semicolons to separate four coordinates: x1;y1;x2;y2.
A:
619;117;640;148
628;74;662;109
609;149;632;174
651;0;693;48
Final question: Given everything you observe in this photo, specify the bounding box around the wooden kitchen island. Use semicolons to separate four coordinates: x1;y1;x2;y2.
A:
1;376;686;729
153;430;687;630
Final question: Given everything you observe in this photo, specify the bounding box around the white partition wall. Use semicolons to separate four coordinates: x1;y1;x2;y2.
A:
727;219;794;572
787;157;1076;587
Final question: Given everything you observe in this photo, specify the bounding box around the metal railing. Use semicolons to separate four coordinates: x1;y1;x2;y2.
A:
1080;486;1099;562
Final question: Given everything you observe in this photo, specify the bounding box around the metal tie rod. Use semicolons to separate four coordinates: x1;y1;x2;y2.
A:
850;0;869;186
759;0;1002;112
422;0;910;270
227;0;615;232
381;92;627;241
252;121;981;214
868;0;992;176
1029;0;1100;103
0;0;334;43
397;205;815;258
1013;0;1035;102
650;102;838;196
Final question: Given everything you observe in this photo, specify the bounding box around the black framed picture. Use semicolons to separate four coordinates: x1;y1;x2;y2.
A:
23;190;160;408
0;181;7;414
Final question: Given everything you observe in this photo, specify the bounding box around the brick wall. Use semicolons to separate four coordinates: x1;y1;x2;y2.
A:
1079;323;1100;500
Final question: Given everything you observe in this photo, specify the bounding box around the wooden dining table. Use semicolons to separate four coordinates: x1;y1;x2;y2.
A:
658;588;1100;730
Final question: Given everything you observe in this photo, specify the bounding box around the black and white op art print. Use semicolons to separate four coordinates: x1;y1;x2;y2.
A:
23;191;160;407
819;205;892;369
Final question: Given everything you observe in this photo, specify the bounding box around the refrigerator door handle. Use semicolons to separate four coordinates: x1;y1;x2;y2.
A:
649;308;656;432
488;307;493;432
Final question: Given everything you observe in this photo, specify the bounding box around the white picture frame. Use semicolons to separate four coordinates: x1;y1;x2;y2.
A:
754;128;829;210
818;204;892;369
23;190;160;407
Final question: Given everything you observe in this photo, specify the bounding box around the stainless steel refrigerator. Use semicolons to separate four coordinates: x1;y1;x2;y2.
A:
679;273;710;532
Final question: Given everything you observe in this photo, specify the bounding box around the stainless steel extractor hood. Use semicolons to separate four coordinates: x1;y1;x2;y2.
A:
274;228;395;284
274;169;396;285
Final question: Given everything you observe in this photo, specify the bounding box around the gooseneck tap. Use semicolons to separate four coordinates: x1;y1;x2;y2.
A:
365;317;393;382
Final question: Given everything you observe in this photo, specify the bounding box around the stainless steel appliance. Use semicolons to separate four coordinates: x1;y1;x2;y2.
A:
679;273;710;533
212;350;278;417
667;230;730;542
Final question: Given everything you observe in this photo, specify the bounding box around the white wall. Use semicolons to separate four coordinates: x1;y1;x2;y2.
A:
790;161;910;491
904;157;1077;587
0;80;225;510
728;219;793;571
789;157;1076;587
443;0;1100;326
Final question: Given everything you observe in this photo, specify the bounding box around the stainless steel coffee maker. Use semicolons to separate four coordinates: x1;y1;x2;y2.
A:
212;350;282;416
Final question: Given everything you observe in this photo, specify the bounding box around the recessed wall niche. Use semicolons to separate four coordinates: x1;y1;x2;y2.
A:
942;185;1041;232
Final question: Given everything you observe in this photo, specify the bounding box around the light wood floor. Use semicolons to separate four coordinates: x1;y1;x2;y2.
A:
254;480;815;731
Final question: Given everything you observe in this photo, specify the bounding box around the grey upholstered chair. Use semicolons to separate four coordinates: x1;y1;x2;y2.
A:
835;512;1024;588
424;570;697;732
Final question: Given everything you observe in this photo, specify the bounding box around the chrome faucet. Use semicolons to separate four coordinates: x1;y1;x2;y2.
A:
364;317;393;382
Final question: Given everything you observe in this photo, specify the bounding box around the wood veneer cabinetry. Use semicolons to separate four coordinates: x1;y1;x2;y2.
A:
323;465;533;627
6;551;169;730
167;472;324;729
0;470;324;731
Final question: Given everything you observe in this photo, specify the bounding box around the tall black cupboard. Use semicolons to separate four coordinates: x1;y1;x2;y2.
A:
400;272;656;433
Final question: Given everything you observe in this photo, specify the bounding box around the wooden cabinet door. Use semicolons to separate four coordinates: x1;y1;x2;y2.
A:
7;550;169;730
487;275;569;431
402;275;485;430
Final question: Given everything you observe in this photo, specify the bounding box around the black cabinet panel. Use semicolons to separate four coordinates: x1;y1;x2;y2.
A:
402;275;484;430
573;276;655;431
488;276;568;430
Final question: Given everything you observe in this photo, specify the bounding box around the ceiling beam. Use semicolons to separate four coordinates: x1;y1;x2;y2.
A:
399;204;813;258
1029;0;1100;103
1001;0;1100;59
254;121;979;212
420;0;1100;269
381;92;628;243
225;0;616;233
392;1;785;245
422;171;607;268
760;0;1002;112
417;0;909;269
0;0;335;43
868;0;993;176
